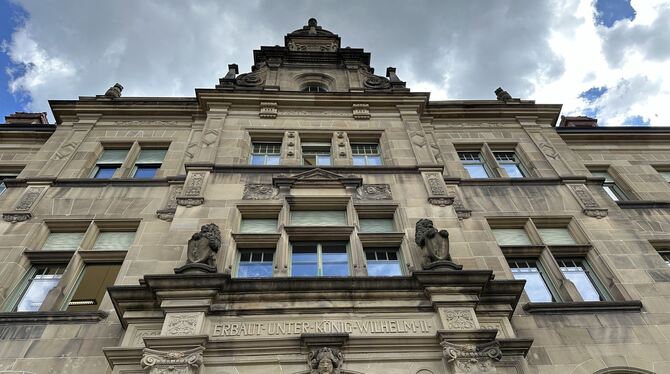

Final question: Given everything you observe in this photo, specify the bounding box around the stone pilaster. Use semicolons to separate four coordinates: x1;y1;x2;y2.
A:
282;131;301;165
332;131;351;166
176;170;209;207
141;346;204;374
398;104;436;165
2;183;50;222
195;104;229;164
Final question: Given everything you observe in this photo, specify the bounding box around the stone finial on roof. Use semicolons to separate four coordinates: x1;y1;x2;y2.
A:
104;83;124;98
495;87;512;101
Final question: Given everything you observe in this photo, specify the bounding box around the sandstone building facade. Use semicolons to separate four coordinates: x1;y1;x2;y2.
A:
0;19;669;373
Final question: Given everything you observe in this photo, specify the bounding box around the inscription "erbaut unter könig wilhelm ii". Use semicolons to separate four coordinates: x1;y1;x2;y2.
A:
212;319;433;337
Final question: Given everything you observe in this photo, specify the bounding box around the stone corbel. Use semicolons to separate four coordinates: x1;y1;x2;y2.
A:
259;101;278;119
352;103;370;120
156;183;183;221
177;171;208;207
421;170;454;206
2;184;49;223
445;185;472;219
442;340;502;373
141;346;204;374
566;183;608;218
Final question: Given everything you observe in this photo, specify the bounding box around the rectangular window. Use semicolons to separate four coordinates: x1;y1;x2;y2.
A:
557;259;606;302
290;210;346;226
92;149;128;179
537;228;577;245
14;265;67;312
494;152;526;178
590;171;627;201
92;232;136;250
240;218;278;233
365;249;402;276
359;218;395;233
291;242;349;277
458;152;491;178
492;228;532;246
659;170;670;182
509;259;554;302
302;143;331;166
42;232;85;251
0;173;18;195
237;250;274;278
660;252;670;267
250;143;281;165
132;149;167;178
66;264;122;311
351;143;382;166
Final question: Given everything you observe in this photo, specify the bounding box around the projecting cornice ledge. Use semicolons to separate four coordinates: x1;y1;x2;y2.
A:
522;300;643;314
0;311;108;324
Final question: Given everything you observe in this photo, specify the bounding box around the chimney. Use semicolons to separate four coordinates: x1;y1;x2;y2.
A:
558;115;598;128
4;112;49;125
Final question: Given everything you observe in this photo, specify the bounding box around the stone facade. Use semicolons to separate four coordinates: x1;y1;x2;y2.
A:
0;19;668;374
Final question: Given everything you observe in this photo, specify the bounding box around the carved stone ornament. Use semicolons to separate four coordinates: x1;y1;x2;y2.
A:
260;101;278;118
352;103;370;120
243;184;279;200
175;223;221;274
495;87;512;101
308;347;344;374
428;197;454;207
426;173;446;195
444;309;476;330
354;184;392;200
141;346;204;374
415;218;457;270
442;341;502;373
15;186;46;211
166;313;199;336
568;184;608;219
177;172;206;207
104;83;123;98
2;212;32;223
235;64;267;87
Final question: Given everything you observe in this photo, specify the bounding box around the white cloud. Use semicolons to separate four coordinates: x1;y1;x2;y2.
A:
2;0;669;126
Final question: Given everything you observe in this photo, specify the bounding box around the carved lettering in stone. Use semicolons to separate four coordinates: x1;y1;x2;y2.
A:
243;184;279;200
426;173;446;195
309;347;344;374
166;313;199;336
15;186;45;211
184;172;206;197
354;184;392;200
278;111;351;117
114;120;178;127
442;341;502;373
141;346;204;374
444;309;476;330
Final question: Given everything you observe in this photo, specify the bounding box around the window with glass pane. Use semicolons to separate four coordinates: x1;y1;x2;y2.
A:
537;228;577;245
14;265;66;312
92;149;128;178
458;152;490;178
237;250;274;278
92;231;136;250
66;264;121;312
250;143;281;165
42;232;85;251
494;152;526;178
509;259;554;302
301;83;328;93
302;143;331;166
291;242;349;277
133;149;167;178
492;228;532;246
557;259;605;301
659;170;670;182
351;144;382;166
290;210;346;226
660;252;670;267
366;249;402;276
0;173;18;195
359;218;394;233
240;218;278;233
590;171;627;201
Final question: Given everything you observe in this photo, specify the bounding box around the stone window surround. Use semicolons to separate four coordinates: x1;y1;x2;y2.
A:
586;165;635;201
648;239;670;268
229;198;408;277
453;142;535;179
488;216;639;312
246;129;387;166
2;219;138;315
0;166;24;196
88;140;171;179
650;164;670;183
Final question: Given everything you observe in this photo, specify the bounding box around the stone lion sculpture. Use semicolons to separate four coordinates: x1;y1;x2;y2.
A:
415;218;450;267
186;223;221;267
309;347;343;374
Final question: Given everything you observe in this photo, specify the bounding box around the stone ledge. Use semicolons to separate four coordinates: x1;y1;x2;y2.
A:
522;300;643;314
0;310;108;324
616;200;670;209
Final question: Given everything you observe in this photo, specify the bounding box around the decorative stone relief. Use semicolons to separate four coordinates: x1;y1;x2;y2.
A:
177;171;206;207
15;186;46;211
539;142;559;159
284;131;299;161
415;218;461;270
2;212;32;223
175;224;221;274
260;101;278;118
352;103;370;120
288;40;338;52
423;172;454;206
132;330;160;347
360;67;392;90
278;110;351;117
442;341;502;373
335;131;349;159
113;120;177;127
185;142;198;160
354;184;392;200
446;185;471;219
243;184;279;200
308;347;344;374
165;313;200;336
141;346;204;374
54;142;77;160
201;129;219;147
156;185;182;221
235;64;267;87
444;309;476;330
567;184;608;218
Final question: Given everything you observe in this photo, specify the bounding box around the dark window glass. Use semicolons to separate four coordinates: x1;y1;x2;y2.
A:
133;166;159;178
67;264;121;312
94;165;118;179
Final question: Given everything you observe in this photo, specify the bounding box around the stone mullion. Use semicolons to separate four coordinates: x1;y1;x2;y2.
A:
194;104;229;164
397;104;436;165
517;116;575;177
481;143;505;178
538;248;584;302
332;131;351;166
282;131;301;166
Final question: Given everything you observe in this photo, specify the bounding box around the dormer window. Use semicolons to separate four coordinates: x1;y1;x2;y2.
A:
301;83;328;93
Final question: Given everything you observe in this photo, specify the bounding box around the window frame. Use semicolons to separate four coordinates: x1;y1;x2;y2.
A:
590;169;629;201
7;264;68;312
250;142;282;166
300;83;329;93
508;258;558;302
234;249;276;278
458;151;491;178
289;241;350;277
493;151;527;178
301;142;332;166
91;148;130;179
556;257;611;302
351;143;382;166
0;171;20;195
131;148;167;179
364;248;404;276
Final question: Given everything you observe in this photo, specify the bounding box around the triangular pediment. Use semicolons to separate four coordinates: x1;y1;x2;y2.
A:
294;168;344;180
273;168;362;189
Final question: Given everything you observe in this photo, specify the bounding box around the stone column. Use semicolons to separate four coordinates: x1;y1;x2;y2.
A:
141;346;204;374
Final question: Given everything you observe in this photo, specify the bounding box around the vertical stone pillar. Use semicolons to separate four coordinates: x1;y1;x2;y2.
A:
398;104;436;165
332;131;351;166
517;116;575;177
442;339;502;373
195;103;229;164
282;131;301;166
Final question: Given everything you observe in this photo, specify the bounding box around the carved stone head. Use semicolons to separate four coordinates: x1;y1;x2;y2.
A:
414;218;451;266
186;223;221;266
309;347;343;374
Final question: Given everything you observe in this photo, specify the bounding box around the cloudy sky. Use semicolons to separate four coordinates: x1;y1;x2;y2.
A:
1;0;669;126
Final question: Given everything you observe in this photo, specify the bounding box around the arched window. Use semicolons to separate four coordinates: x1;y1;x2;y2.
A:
301;83;329;93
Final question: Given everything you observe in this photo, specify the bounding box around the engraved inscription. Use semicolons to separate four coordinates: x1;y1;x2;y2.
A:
212;319;433;337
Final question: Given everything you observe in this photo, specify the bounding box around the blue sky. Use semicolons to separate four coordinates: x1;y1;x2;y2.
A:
1;0;669;126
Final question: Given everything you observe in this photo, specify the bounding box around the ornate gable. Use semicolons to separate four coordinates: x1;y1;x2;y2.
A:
273;168;362;190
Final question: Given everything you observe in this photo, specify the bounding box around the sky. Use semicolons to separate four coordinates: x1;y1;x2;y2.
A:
1;0;669;126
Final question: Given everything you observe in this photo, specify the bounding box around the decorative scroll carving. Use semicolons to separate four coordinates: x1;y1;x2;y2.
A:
442;341;502;373
2;212;32;223
444;309;476;330
360;67;391;90
308;347;344;374
141;346;204;374
352;103;370;120
288;40;338;52
177;172;206;207
166;313;199;336
243;184;279;200
15;186;46;211
415;218;459;270
260;102;278;118
235;65;267;87
354;184;392;200
157;185;182;221
568;184;608;218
